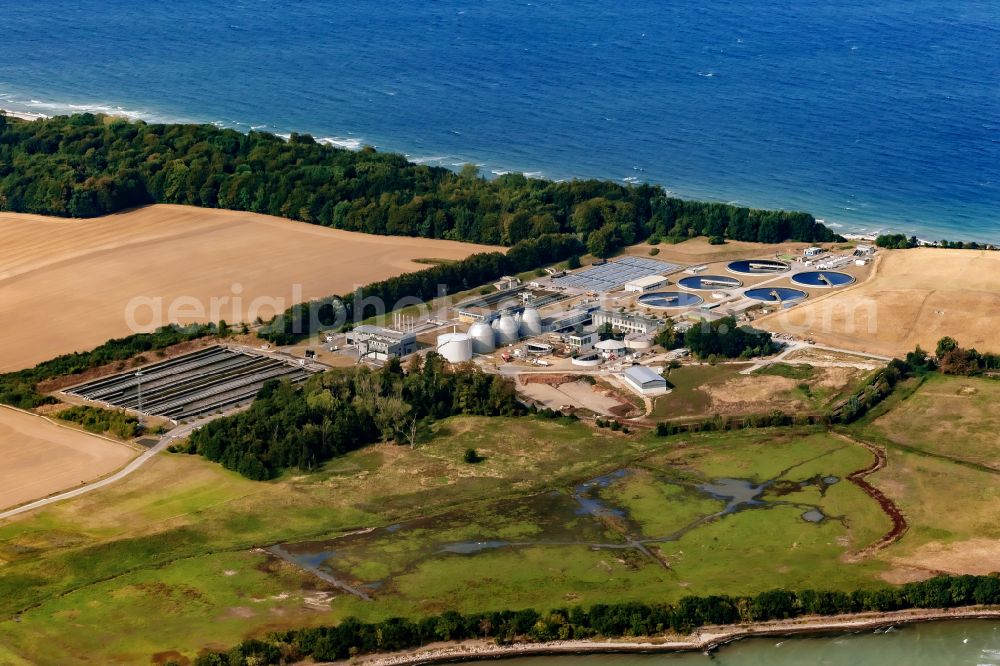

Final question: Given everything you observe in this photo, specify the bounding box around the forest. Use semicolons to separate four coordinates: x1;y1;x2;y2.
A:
193;574;1000;665
0;113;840;255
682;316;779;359
184;352;524;480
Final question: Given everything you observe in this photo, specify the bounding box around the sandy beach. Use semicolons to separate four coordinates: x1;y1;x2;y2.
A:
341;607;1000;665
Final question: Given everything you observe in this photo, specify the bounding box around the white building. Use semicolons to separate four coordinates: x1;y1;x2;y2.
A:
592;309;661;335
624;275;668;293
346;325;417;360
567;331;597;352
804;246;824;257
622;365;668;394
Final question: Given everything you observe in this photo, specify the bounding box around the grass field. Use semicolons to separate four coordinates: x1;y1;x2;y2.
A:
0;418;898;664
0;205;497;372
757;248;1000;356
868;374;1000;471
0;406;136;511
652;363;861;419
852;374;1000;581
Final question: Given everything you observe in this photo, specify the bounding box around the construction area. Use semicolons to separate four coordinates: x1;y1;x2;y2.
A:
64;346;318;422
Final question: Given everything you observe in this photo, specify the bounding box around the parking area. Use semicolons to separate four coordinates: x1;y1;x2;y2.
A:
64;346;316;422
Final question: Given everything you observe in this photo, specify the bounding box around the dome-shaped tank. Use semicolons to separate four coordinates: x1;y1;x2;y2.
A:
519;307;543;337
494;313;520;345
468;322;496;354
436;332;473;363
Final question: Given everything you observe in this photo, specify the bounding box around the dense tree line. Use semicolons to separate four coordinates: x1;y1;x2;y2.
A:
55;405;141;439
876;233;997;251
189;574;1000;665
682;316;779;359
933;337;1000;375
260;233;584;344
0;113;840;254
184;353;524;480
0;323;220;409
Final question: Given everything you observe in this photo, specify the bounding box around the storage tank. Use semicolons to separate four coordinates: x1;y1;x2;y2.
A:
437;332;473;364
468;321;496;354
519;307;543;337
494;313;520;345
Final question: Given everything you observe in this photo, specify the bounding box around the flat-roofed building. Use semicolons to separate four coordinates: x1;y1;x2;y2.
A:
567;331;597;352
623;365;667;394
346;325;417;360
592;309;661;335
624;274;668;293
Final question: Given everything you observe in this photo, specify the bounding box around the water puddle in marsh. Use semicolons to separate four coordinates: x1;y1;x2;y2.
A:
273;466;844;598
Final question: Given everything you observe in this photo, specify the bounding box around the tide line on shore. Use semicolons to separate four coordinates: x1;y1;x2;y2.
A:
339;606;1000;666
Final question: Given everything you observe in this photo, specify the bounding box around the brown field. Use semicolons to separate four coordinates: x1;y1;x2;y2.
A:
757;249;1000;356
0;205;498;372
0;406;136;511
624;237;828;264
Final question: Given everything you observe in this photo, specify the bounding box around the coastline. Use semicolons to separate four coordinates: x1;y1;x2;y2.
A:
1;105;991;246
337;607;1000;665
0;108;46;122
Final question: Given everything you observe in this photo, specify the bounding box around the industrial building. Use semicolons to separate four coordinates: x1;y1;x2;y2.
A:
622;365;668;394
804;246;824;257
346;325;417;361
551;256;680;292
624;274;669;293
566;331;597;352
592;309;661;335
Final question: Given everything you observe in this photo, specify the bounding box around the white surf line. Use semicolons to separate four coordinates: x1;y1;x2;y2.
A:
0;420;198;522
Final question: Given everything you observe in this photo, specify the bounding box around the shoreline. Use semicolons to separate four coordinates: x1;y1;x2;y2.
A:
337;607;1000;665
1;105;992;246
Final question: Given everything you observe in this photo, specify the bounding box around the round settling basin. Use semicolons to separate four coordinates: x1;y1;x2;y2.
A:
745;287;807;302
637;291;704;309
791;270;856;288
726;259;790;275
677;274;743;291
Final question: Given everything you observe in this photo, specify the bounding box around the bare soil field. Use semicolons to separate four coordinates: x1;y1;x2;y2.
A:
0;205;497;372
518;376;629;416
0;406;136;511
624;237;826;264
757;249;1000;356
705;366;861;414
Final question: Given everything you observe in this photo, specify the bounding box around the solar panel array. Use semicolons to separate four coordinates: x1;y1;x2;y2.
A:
552;256;680;292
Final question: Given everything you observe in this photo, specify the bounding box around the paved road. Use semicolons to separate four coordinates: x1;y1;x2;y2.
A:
0;421;201;522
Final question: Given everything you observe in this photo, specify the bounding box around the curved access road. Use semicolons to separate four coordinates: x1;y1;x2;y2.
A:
0;421;200;522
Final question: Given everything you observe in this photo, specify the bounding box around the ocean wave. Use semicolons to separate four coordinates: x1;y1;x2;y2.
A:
409;155;449;164
317;136;365;150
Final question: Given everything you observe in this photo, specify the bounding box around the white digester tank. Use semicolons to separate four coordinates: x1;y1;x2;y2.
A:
436;332;473;363
468;321;496;354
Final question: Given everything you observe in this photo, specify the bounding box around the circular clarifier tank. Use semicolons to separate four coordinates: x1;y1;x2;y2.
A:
637;291;704;309
726;259;790;275
791;270;855;288
744;287;807;302
677;274;743;290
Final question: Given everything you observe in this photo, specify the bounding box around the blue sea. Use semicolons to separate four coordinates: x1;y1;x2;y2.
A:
2;0;998;242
